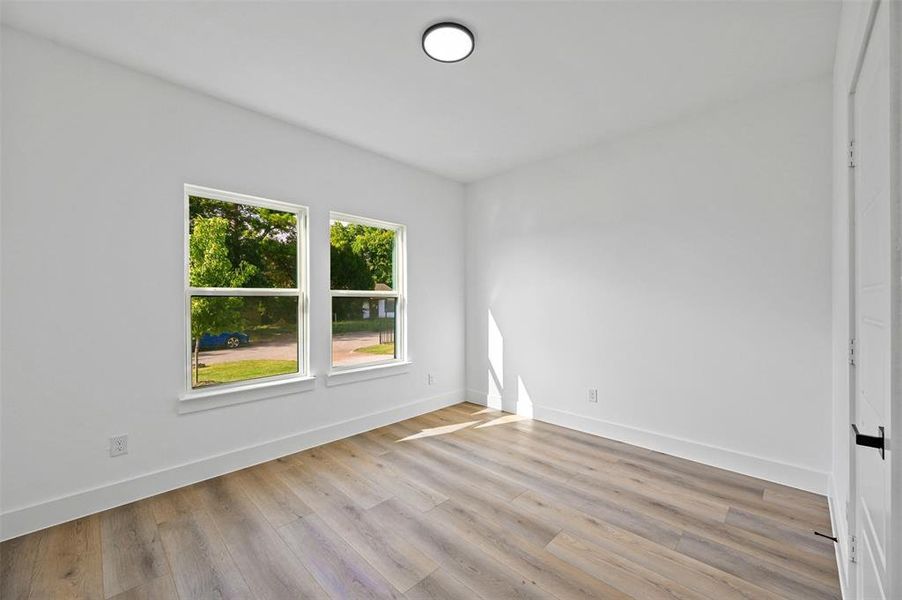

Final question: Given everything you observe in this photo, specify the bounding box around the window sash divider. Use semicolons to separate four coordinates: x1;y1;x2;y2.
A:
330;290;399;298
189;287;300;297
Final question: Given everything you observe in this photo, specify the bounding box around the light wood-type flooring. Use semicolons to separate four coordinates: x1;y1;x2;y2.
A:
1;402;841;599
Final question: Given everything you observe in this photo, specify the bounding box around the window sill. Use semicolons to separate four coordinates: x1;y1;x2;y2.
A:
326;361;412;387
178;375;316;414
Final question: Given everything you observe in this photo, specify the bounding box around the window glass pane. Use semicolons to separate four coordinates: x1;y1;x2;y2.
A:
190;296;298;388
330;220;395;291
189;196;297;288
332;297;397;367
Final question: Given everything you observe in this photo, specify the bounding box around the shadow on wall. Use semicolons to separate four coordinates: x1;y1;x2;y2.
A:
488;308;534;418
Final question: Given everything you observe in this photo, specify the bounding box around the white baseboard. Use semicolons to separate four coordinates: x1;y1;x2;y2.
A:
467;388;502;408
1;390;464;541
465;391;829;494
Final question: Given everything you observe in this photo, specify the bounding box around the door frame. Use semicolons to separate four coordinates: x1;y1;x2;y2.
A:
891;1;902;596
846;1;902;597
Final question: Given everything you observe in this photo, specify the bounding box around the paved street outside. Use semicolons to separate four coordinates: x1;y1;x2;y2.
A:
198;332;392;367
331;331;390;366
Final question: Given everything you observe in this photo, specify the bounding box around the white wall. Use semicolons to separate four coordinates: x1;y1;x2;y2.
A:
465;77;834;493
0;29;465;539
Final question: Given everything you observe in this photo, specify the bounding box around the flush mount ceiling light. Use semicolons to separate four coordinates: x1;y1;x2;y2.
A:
422;22;474;63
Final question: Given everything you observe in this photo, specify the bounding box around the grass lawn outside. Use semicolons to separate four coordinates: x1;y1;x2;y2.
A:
332;318;394;334
194;359;298;387
355;343;395;355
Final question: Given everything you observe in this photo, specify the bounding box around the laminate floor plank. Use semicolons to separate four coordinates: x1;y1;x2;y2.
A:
403;569;483;600
149;487;201;526
562;470;730;532
367;498;550;600
231;462;314;528
512;418;655;461
548;531;708;600
345;430;398;456
676;531;842;600
28;516;103;600
642;451;775;496
386;433;528;502
512;487;684;551
409;432;572;499
443;420;729;522
277;463;438;593
294;447;393;510
107;575;179;600
0;529;42;600
279;515;402;599
614;458;831;532
435;499;631;600
1;402;841;600
322;439;447;512
725;506;836;557
763;485;830;513
427;414;617;480
521;494;783;600
582;464;732;520
100;500;169;598
157;508;254;599
383;447;560;548
191;476;327;600
678;516;840;588
614;456;767;504
409;414;580;487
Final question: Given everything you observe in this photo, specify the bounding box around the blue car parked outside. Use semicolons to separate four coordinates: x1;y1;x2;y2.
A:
198;332;249;350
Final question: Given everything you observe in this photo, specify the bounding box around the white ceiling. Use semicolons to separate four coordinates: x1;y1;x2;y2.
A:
2;1;840;182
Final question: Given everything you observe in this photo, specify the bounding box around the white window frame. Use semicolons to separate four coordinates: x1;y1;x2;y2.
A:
329;212;407;376
181;184;311;408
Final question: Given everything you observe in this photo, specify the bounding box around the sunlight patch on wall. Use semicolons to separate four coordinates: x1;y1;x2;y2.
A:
487;309;504;410
516;375;534;418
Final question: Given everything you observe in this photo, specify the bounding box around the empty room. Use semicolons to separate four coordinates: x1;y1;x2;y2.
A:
1;1;900;599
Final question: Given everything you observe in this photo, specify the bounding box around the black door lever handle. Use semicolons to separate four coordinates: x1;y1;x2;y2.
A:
852;424;885;459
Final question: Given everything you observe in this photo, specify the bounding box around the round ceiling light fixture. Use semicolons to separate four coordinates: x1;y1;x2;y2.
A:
422;22;474;63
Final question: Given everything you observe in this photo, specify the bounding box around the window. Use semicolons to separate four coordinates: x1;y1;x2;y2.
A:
330;212;406;371
185;185;307;392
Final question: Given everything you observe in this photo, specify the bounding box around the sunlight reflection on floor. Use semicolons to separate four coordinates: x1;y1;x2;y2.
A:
396;420;481;441
474;414;529;429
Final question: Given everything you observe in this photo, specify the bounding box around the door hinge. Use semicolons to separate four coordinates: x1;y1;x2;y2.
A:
849;337;856;366
849;535;857;563
849;140;856;168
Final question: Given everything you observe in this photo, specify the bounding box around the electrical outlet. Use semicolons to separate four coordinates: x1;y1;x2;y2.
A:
427;373;436;385
110;435;128;457
588;388;598;403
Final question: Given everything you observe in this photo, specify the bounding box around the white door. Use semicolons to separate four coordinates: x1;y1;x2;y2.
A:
851;2;892;598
